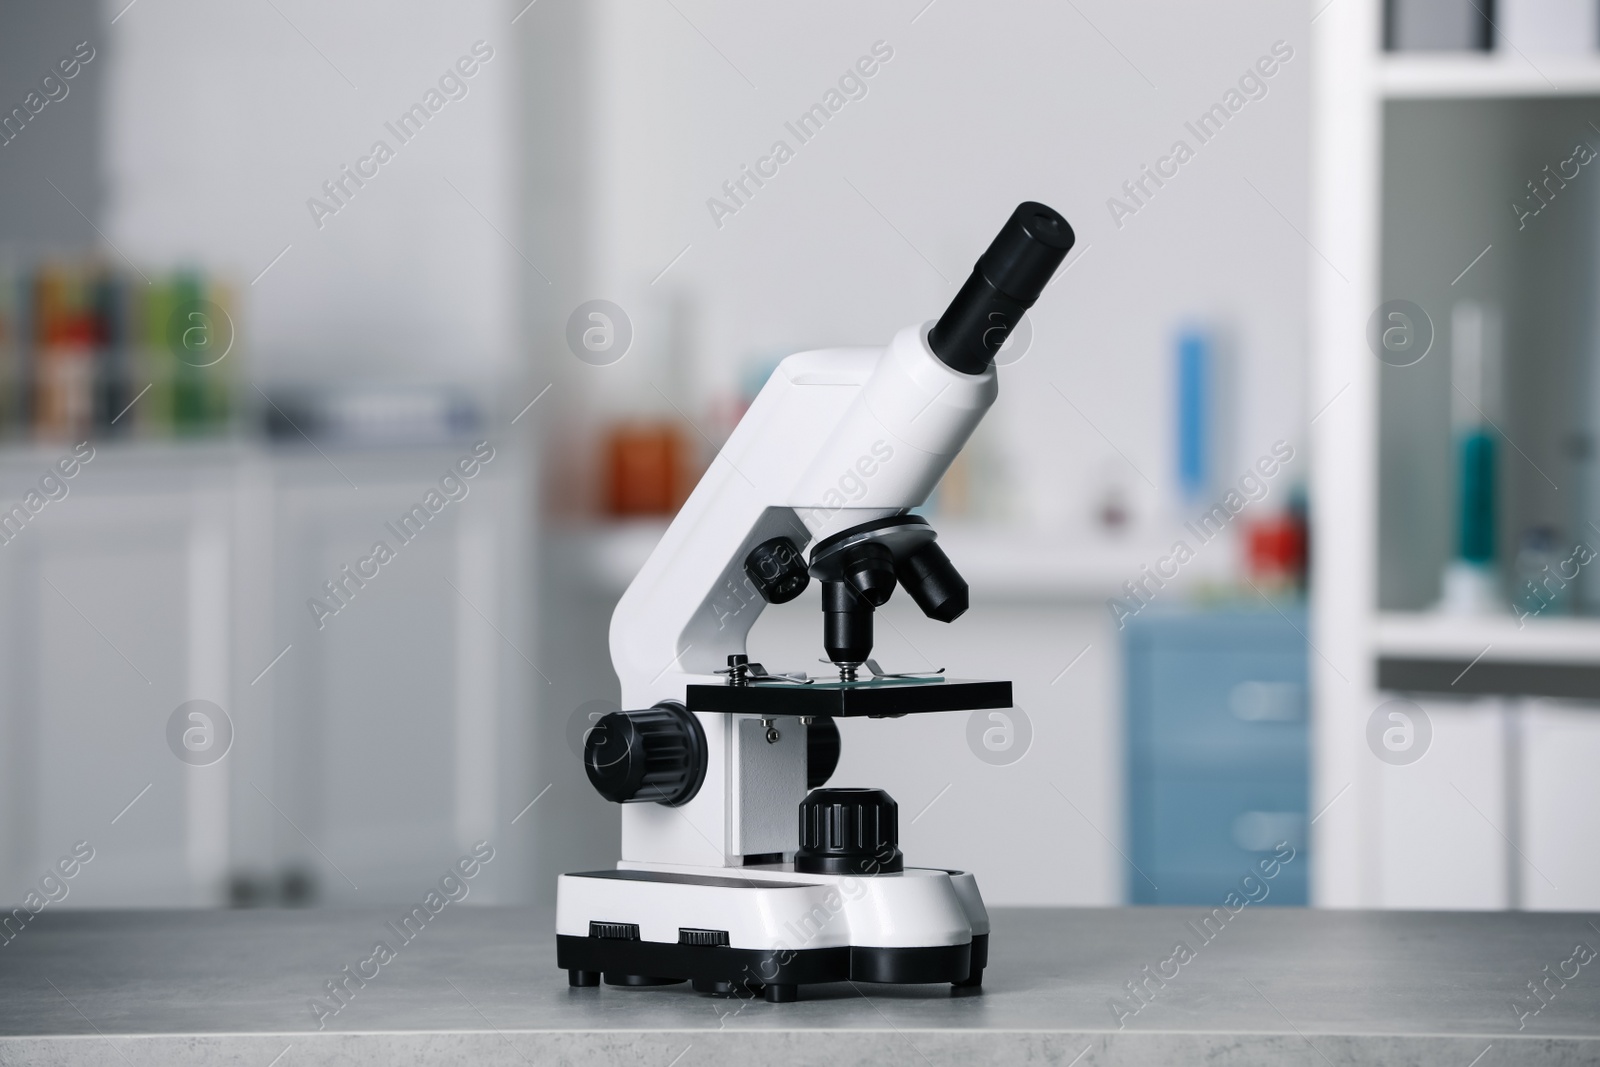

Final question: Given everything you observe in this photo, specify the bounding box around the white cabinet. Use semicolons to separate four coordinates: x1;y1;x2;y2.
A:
1374;699;1509;910
1522;703;1600;911
0;441;536;909
0;449;238;908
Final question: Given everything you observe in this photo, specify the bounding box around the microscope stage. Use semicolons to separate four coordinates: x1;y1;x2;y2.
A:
685;677;1012;718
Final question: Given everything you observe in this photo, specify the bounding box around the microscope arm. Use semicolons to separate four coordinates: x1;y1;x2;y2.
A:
608;327;997;710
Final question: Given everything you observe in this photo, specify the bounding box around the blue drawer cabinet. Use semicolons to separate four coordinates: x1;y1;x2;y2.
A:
1125;608;1309;905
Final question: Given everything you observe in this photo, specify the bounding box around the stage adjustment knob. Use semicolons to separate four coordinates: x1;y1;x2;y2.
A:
795;787;903;875
584;702;707;806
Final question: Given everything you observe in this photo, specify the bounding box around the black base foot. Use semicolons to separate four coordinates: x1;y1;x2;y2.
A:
764;983;798;1003
568;969;600;987
691;977;763;996
604;973;684;987
953;967;983;989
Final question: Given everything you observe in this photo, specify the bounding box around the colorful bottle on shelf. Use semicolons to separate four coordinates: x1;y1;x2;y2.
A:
1436;300;1502;615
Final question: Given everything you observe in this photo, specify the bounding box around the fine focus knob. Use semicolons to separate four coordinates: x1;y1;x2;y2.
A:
584;702;706;806
795;787;903;875
744;536;810;604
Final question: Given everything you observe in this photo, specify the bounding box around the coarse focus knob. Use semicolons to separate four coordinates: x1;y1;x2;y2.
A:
795;787;903;875
584;702;706;806
744;536;810;604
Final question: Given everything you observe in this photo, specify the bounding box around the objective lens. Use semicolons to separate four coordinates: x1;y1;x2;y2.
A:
895;542;968;623
822;580;874;665
843;542;896;607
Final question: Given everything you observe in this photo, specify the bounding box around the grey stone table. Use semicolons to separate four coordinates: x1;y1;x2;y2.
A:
1;906;1597;1065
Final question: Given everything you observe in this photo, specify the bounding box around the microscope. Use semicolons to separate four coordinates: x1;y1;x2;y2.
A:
556;202;1074;1001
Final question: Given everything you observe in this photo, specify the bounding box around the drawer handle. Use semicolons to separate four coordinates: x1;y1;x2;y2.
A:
1229;681;1302;722
1232;811;1303;852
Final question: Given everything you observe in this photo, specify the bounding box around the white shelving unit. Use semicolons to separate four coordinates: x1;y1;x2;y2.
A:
1311;5;1600;909
1376;612;1600;664
1379;54;1600;97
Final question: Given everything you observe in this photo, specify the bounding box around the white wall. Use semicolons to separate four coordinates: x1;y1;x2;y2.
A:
103;0;520;389
576;0;1310;531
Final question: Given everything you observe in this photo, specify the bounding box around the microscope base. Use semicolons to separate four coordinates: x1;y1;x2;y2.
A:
554;864;989;1001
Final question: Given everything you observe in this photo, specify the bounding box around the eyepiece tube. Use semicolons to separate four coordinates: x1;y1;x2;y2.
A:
928;202;1075;374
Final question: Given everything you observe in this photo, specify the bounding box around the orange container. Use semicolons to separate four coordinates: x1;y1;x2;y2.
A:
602;421;690;517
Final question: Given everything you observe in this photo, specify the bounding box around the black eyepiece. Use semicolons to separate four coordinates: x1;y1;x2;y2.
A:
928;201;1075;375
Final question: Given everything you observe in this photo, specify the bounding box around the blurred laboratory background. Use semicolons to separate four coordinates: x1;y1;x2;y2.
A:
1;0;1597;916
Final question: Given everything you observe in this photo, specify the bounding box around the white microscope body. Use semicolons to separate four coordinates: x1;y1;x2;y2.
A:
556;203;1074;1001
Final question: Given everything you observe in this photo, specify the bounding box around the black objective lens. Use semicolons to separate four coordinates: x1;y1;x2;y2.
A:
822;581;873;665
928;202;1075;375
895;541;968;623
843;542;896;607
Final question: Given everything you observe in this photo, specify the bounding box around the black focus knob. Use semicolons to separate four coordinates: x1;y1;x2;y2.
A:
795;787;903;875
584;702;706;806
744;536;810;604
